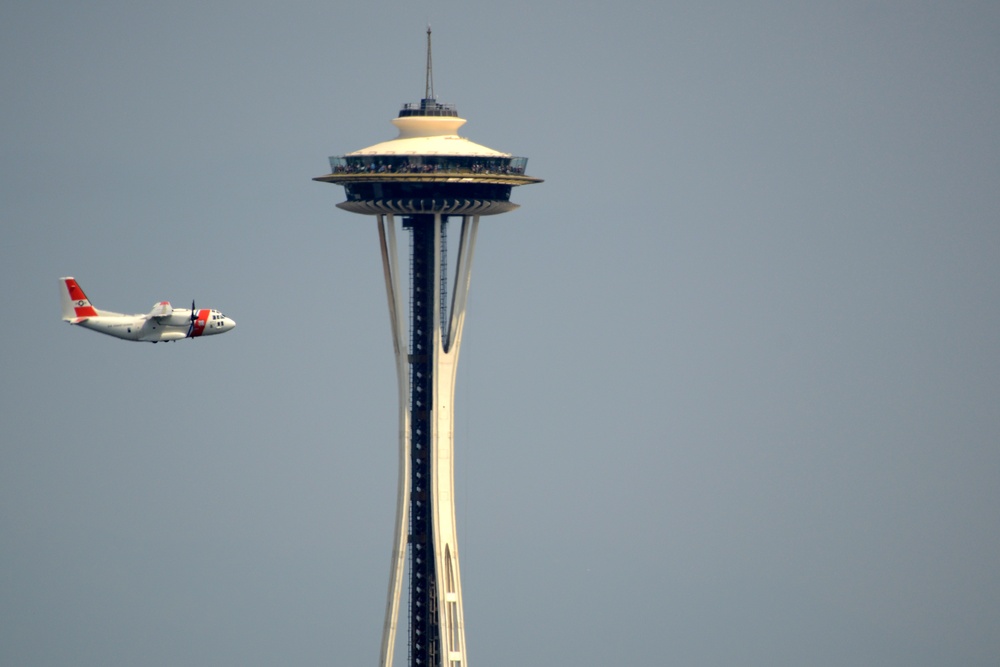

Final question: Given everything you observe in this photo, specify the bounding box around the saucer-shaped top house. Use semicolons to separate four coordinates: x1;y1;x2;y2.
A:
313;96;540;215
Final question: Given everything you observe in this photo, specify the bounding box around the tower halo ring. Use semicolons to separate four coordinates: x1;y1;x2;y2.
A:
334;198;520;216
312;172;542;186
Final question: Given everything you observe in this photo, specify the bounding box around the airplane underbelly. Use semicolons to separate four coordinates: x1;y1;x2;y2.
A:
139;324;187;342
82;318;140;340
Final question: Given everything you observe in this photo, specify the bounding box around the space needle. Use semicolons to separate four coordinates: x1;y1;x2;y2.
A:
314;28;541;667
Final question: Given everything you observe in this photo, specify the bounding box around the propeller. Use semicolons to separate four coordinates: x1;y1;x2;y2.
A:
187;299;197;337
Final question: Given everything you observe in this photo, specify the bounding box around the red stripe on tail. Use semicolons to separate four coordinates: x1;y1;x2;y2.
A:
65;278;98;317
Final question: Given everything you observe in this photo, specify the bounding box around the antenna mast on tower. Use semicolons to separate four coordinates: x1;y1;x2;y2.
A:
425;25;434;100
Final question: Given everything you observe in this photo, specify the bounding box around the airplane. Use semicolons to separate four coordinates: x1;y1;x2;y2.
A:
60;276;235;343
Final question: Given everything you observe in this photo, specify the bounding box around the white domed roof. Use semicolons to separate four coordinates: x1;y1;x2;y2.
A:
346;115;511;158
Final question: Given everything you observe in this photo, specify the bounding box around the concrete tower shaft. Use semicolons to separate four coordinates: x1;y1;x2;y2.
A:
314;30;540;667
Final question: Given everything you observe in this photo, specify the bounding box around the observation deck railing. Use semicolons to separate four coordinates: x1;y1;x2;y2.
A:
398;100;458;117
327;155;529;177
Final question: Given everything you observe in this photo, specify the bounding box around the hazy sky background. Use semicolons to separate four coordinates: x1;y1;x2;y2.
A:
3;2;999;665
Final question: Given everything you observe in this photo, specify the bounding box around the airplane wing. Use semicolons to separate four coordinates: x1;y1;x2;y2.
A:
149;301;173;319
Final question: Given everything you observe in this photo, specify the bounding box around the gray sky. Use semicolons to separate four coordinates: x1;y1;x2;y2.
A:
3;2;999;665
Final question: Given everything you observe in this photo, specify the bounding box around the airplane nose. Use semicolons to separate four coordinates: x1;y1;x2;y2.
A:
227;318;236;330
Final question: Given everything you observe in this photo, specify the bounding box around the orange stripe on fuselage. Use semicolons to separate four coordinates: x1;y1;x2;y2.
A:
189;309;211;337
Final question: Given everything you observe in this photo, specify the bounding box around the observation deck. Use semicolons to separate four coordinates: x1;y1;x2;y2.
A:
313;96;541;215
398;98;459;117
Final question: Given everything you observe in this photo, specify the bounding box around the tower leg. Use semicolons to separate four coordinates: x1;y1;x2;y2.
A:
377;213;479;667
431;214;478;667
378;213;410;667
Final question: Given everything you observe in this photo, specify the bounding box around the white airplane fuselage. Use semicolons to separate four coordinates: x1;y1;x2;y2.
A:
60;277;235;343
75;309;234;342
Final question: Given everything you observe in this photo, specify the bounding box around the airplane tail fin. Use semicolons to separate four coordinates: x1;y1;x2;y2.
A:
60;277;99;322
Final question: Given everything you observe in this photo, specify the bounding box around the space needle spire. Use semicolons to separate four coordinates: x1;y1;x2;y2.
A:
425;25;434;101
315;31;540;667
